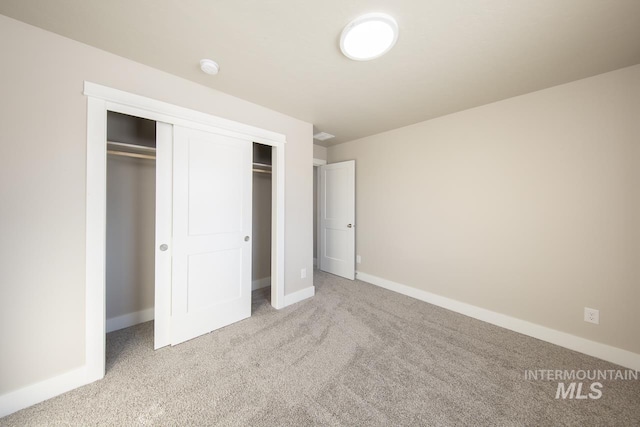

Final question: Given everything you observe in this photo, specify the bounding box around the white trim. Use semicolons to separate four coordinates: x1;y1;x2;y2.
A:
313;158;327;166
252;277;272;291
270;140;286;309
85;96;106;384
106;308;155;333
314;164;321;272
0;367;88;418
356;271;640;371
85;82;286;390
283;286;315;307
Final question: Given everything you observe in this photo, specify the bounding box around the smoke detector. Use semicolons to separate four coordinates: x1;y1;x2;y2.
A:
200;59;220;75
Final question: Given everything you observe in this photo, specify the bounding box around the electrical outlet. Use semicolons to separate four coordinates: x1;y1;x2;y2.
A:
356;255;362;264
584;307;599;324
301;268;306;279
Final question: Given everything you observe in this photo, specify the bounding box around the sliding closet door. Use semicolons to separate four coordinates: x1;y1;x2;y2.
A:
170;126;253;345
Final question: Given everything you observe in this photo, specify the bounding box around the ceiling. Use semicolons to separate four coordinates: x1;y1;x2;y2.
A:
1;0;639;146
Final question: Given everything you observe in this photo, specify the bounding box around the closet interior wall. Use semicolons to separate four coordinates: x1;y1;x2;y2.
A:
106;112;156;331
252;143;272;291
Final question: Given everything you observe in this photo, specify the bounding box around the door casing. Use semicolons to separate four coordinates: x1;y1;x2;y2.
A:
85;82;286;383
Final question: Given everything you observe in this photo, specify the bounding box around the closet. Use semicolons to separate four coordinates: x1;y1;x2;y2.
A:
104;112;274;339
105;112;157;333
251;143;272;293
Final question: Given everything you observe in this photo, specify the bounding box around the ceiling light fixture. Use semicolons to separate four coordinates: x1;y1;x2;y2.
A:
340;13;398;61
200;59;220;75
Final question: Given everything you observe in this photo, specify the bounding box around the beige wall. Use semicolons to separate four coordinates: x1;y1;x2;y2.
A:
329;64;640;355
0;15;312;395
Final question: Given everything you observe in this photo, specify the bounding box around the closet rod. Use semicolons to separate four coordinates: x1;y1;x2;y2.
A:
107;150;272;172
107;141;273;170
107;150;156;160
253;168;272;174
107;141;156;152
253;162;272;169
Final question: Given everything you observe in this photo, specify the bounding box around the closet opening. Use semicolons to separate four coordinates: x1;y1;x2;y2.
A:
105;112;157;368
252;142;272;309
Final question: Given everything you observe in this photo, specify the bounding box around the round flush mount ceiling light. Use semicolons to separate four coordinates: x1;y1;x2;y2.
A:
340;13;398;61
200;59;220;75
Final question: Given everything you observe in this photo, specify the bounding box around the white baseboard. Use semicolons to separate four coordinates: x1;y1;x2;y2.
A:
0;366;89;418
356;271;640;371
106;308;155;333
283;286;315;307
252;277;271;291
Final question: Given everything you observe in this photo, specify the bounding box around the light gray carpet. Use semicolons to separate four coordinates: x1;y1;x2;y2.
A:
2;270;639;426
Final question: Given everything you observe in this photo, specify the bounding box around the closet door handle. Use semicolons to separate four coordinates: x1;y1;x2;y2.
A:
244;236;250;242
159;244;168;251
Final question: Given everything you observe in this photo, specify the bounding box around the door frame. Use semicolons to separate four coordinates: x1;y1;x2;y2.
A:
84;82;286;383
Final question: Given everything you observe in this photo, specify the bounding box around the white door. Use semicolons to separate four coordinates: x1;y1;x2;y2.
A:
319;160;355;280
169;125;252;345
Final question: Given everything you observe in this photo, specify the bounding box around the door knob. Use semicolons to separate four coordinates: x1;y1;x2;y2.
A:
244;236;250;242
159;244;168;251
347;224;353;228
